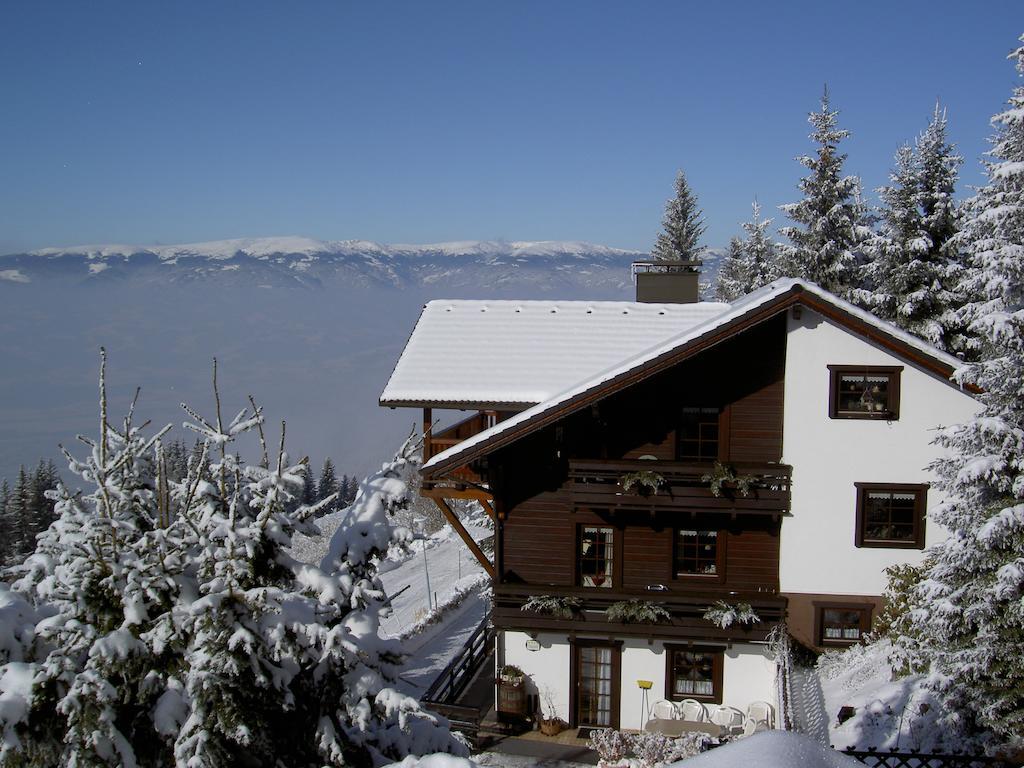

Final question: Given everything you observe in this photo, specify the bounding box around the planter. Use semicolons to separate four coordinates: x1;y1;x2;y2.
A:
539;718;567;737
497;680;527;716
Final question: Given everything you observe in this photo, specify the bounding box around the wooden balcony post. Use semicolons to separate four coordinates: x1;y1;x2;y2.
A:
423;407;432;462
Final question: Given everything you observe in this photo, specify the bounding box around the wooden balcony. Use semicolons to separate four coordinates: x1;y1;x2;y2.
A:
492;583;785;643
566;459;792;517
424;412;493;486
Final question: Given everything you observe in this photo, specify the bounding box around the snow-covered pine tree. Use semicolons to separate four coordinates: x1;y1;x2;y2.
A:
651;171;707;263
317;434;465;766
715;201;781;300
1;354;466;767
779;88;872;299
869;105;964;351
318;457;340;502
10;351;174;766
0;480;10;562
906;37;1024;743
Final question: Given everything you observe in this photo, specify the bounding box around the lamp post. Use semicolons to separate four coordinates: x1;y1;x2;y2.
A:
413;516;432;612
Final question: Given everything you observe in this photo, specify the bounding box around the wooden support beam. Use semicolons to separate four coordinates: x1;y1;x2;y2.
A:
422;407;432;462
432;497;496;579
479;498;496;521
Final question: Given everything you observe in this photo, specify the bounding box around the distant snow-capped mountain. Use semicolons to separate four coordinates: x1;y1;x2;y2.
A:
0;237;724;291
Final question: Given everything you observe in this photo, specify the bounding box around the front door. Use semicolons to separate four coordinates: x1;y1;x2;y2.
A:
574;642;620;729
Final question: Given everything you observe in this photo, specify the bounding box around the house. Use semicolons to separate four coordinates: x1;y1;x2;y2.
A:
379;265;979;732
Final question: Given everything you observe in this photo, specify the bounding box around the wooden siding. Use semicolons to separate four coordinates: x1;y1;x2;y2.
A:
728;378;784;463
492;314;789;600
501;494;780;593
501;491;575;586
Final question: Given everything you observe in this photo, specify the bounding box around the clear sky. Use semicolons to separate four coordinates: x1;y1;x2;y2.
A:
1;1;1021;254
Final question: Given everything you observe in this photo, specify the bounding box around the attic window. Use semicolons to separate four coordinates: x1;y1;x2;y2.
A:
828;366;902;420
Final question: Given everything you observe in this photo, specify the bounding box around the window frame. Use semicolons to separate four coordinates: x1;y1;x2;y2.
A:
676;406;726;462
827;365;903;421
814;602;873;647
664;644;724;704
854;482;928;549
672;527;727;582
576;523;620;589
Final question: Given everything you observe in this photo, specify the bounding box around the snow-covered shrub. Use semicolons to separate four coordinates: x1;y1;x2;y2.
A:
606;600;671;625
589;729;712;768
0;353;465;767
588;727;630;766
703;600;759;629
521;594;582;619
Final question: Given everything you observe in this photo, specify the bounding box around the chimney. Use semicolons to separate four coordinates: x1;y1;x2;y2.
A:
632;260;702;303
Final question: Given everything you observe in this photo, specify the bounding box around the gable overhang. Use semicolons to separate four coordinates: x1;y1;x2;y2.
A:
379;398;534;411
422;282;971;481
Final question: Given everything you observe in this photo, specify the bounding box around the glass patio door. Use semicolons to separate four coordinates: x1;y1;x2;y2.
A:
576;644;619;728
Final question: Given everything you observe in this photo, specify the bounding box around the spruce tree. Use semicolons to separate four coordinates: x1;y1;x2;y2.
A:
870;105;964;350
715;201;782;300
318;457;339;502
779;88;872;298
651;171;707;262
904;37;1024;743
10;467;33;559
0;480;10;563
1;354;465;766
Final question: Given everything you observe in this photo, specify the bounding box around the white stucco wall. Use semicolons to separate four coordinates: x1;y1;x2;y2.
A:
780;309;980;595
502;631;775;730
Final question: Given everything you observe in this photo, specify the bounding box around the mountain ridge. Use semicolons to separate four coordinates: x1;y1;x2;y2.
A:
1;237;724;291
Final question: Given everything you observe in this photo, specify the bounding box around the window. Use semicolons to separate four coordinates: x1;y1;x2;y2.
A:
665;646;723;703
578;525;615;588
816;604;872;646
828;366;902;420
677;407;720;461
855;483;927;549
673;529;723;578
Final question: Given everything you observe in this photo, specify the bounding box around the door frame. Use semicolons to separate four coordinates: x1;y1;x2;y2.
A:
570;638;622;729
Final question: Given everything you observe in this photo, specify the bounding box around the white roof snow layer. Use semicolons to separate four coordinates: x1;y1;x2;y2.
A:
379;299;729;407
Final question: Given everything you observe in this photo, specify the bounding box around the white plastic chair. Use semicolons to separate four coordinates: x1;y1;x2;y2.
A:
677;698;708;722
745;700;774;730
651;699;677;720
709;705;744;735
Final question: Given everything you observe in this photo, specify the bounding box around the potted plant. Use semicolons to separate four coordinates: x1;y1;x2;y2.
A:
619;469;665;496
497;664;528;717
498;664;525;685
538;687;568;736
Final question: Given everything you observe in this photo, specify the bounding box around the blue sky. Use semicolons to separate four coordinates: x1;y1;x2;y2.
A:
1;1;1021;254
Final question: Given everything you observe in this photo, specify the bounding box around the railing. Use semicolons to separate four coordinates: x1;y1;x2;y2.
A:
426;413;493;483
566;459;792;514
491;584;785;642
839;748;1016;768
422;613;495;706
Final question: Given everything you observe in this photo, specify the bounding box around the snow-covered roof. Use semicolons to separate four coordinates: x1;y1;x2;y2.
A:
379;299;729;408
422;278;967;476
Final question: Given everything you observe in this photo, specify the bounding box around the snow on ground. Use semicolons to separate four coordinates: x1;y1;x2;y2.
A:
790;664;830;746
818;640;972;753
666;730;860;768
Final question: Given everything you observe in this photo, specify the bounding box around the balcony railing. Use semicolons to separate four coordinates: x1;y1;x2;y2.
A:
492;583;785;642
426;412;493;484
566;459;792;515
